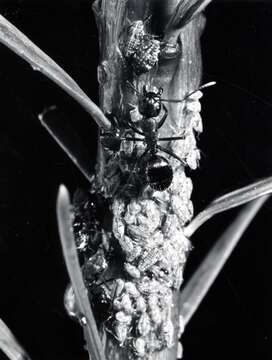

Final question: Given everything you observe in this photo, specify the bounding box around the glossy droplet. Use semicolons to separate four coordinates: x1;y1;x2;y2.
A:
64;284;80;321
160;40;182;59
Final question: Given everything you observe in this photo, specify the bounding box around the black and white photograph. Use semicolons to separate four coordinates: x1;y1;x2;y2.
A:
0;1;271;359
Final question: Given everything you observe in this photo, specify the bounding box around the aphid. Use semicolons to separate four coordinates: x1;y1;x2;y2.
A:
113;311;133;346
130;37;160;75
101;82;215;191
159;319;174;348
133;337;146;357
124;282;140;298
135;296;147;313
114;322;130;346
137;313;151;336
121;293;134;315
115;311;132;324
148;294;162;325
124;20;160;75
124;262;141;279
125;21;145;58
138;247;162;272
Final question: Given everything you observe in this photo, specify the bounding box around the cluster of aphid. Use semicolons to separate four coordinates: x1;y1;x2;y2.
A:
70;85;211;357
70;172;192;358
109;174;192;357
69;17;214;359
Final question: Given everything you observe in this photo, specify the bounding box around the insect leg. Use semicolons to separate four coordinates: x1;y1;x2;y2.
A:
157;104;168;129
126;118;145;136
158;135;186;141
120;137;145;141
157;145;186;166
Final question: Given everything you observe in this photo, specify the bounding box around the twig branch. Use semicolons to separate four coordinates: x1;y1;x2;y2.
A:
184;176;272;237
180;195;269;326
56;185;106;360
0;14;111;130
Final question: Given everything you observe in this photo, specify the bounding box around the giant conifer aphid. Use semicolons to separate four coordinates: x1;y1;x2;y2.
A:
124;19;160;75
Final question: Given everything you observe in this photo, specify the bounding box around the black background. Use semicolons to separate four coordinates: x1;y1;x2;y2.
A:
0;1;271;359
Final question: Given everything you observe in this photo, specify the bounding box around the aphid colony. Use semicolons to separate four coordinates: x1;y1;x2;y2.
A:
67;78;207;358
67;18;212;358
70;170;193;358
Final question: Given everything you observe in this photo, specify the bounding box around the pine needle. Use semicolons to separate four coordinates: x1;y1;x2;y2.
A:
0;14;111;130
184;176;272;237
0;318;31;360
180;195;269;326
57;185;106;360
164;0;213;34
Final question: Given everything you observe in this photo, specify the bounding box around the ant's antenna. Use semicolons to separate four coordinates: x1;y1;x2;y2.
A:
143;14;152;26
161;81;216;103
126;81;141;96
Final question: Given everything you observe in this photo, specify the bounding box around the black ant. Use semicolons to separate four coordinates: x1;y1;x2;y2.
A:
101;81;215;191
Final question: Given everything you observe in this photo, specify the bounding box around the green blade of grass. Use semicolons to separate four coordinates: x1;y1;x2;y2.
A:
180;195;269;326
184;176;272;237
0;318;31;360
57;185;106;360
0;14;111;130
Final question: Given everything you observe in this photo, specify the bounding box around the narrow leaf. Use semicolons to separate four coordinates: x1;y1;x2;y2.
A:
0;318;31;360
39;106;94;183
57;185;105;360
165;0;213;34
0;14;111;130
184;176;272;237
180;195;269;326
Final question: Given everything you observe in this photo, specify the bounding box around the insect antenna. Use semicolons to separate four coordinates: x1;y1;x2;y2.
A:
157;145;186;166
210;75;272;110
143;14;152;27
161;81;216;103
126;80;141;96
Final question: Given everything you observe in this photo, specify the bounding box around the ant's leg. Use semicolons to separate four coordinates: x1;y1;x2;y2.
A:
100;135;120;140
119;148;149;195
157;144;186;166
126;118;145;136
157;104;168;129
158;135;185;141
120;137;145;142
105;112;119;130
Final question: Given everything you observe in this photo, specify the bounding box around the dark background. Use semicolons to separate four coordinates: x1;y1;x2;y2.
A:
0;1;271;359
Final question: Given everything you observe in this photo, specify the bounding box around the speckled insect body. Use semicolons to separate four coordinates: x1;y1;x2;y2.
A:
130;38;161;75
124;20;160;75
125;21;145;58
